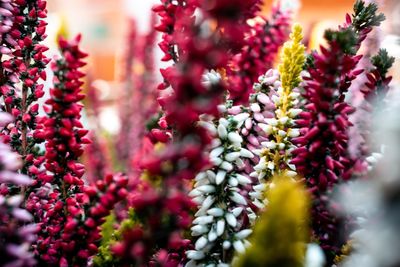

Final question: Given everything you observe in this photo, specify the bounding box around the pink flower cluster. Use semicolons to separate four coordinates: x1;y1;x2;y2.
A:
27;34;89;265
0;112;36;267
116;15;158;175
227;4;291;104
0;0;49;183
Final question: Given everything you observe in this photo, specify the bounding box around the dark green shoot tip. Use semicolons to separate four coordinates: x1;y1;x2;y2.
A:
371;49;395;77
352;0;386;32
324;28;358;55
304;52;315;70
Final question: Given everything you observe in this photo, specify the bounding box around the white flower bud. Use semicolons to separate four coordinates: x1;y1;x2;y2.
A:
195;172;207;181
210;147;224;158
189;189;202;197
265;118;278;126
194;178;209;188
201;196;215;210
288;163;296;170
207;208;224;217
186;250;205;260
219;118;229;127
254;162;266;171
253;199;265;209
230;192;247;205
288;108;302;117
289;92;300;99
211;139;221;148
271;95;280;104
218;105;227;113
267;161;275;170
193;196;205;205
215;170;227;185
234;113;250;122
232;207;243;217
253;183;267;191
258;123;273;135
233;240;246;254
262;141;276;149
366;156;377;164
228;177;239;187
223;241;231;250
191;225;208;236
249;191;262;199
235;174;251;185
288;129;300;138
197;185;216;193
279;116;289;124
225;152;240;162
198;121;217;135
218;124;228;139
193;216;214;225
206;171;216;183
195;236;208;250
250;103;261;113
217;219;225;236
235;158;245;169
228;132;243;143
211;157;223;166
225;213;237;227
208;229;218;242
235;229;252;239
240;148;254;158
220;161;233;172
278;130;286;137
195;209;207;217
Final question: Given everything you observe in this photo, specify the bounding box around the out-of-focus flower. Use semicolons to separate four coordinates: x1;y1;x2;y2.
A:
339;88;400;267
0;111;36;267
234;174;310;267
305;244;326;267
227;3;291;104
291;1;386;261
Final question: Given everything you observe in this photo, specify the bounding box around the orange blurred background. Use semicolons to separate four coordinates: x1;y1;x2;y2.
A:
45;0;399;134
47;0;399;81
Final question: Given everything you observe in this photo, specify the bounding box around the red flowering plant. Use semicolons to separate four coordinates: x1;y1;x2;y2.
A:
0;0;49;185
116;14;159;175
82;80;113;183
290;0;386;262
101;0;263;266
348;49;395;173
26;35;128;266
227;3;291;104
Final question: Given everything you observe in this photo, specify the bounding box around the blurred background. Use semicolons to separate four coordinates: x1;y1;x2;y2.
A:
45;0;400;136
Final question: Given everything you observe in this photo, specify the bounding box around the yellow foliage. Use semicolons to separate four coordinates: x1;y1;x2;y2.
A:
234;174;310;267
278;24;306;94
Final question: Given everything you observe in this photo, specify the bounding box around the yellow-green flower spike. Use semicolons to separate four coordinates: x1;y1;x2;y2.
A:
250;25;305;210
278;23;306;94
234;175;310;267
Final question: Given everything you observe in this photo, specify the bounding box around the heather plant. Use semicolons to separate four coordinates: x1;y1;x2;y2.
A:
0;1;396;267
